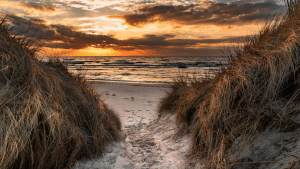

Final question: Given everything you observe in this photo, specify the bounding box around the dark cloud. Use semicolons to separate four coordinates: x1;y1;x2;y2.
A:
7;14;122;49
111;1;284;26
23;2;56;12
50;24;120;49
115;34;246;51
7;14;245;55
7;14;57;40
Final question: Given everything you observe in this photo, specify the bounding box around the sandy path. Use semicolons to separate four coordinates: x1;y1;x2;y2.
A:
71;83;196;169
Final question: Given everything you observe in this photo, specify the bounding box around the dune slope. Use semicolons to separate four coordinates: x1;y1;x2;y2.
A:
159;0;300;168
0;20;121;169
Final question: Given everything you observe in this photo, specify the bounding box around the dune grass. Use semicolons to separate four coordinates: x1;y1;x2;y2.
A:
158;0;300;168
0;19;121;169
158;78;212;134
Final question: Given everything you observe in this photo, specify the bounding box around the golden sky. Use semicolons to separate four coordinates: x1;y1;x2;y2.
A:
0;0;284;56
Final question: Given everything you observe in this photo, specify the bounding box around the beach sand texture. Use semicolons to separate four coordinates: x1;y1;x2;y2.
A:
92;83;168;129
72;83;198;169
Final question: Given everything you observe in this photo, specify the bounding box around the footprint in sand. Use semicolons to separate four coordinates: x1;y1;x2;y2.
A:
123;163;135;169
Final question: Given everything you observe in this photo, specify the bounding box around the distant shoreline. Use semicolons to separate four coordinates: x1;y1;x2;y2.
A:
87;80;172;88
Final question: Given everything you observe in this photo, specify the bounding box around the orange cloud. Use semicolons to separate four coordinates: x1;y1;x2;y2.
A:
23;2;56;12
8;14;252;56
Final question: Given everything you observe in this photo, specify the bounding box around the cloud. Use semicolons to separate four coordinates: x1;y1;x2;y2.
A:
23;2;56;12
7;14;57;40
111;1;284;26
50;24;120;49
94;6;130;16
7;14;122;49
7;14;245;55
115;34;247;51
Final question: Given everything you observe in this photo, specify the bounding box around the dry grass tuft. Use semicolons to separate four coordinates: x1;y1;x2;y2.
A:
159;0;300;168
158;78;212;134
0;19;121;169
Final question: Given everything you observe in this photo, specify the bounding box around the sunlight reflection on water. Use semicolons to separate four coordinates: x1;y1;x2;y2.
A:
59;56;228;85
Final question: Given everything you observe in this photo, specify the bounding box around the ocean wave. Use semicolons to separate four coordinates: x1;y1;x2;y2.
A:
114;60;135;65
63;56;226;85
120;73;132;76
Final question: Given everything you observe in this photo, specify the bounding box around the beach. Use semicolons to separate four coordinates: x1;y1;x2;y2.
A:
91;82;169;129
71;82;197;169
2;0;300;168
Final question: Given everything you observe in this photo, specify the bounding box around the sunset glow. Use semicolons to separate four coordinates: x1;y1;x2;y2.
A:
1;0;285;56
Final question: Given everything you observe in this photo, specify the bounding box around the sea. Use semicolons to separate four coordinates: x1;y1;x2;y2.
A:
57;56;229;85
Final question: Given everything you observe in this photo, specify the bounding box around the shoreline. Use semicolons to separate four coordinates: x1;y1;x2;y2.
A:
87;80;172;88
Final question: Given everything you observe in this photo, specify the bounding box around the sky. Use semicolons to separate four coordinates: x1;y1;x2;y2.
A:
0;0;285;57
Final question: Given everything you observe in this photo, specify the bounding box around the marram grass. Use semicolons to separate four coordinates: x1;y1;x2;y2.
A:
0;19;121;169
159;0;300;168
